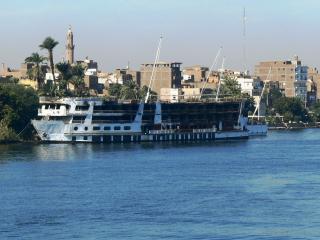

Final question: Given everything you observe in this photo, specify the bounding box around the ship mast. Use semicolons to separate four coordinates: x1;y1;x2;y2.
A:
200;46;222;98
215;56;226;101
252;67;271;120
145;36;163;103
242;7;247;75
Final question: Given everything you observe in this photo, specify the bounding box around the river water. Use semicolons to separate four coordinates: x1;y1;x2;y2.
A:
1;129;320;239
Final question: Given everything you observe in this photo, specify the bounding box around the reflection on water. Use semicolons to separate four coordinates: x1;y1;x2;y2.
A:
1;129;320;239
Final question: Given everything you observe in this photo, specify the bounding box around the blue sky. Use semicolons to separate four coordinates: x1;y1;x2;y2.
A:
1;0;320;72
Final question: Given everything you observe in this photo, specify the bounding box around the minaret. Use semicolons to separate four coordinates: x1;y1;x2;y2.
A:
66;26;75;64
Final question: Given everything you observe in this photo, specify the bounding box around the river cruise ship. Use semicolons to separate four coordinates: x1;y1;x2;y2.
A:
31;97;250;143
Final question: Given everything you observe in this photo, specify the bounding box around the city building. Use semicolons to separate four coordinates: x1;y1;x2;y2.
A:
0;63;32;79
181;66;222;94
236;76;263;97
77;57;98;70
254;56;308;102
182;65;208;83
45;73;60;84
160;88;182;103
140;62;182;95
106;68;141;85
306;79;317;106
182;87;201;100
308;67;320;101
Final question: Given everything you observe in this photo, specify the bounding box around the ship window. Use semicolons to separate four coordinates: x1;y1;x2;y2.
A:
104;126;111;130
114;126;121;130
83;136;88;140
72;116;86;123
76;105;90;111
74;126;78;131
84;127;88;131
93;126;100;131
124;126;131;130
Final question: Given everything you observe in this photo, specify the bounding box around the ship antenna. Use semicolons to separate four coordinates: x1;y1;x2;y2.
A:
215;56;226;101
252;67;271;120
145;35;163;103
242;7;247;75
200;46;222;98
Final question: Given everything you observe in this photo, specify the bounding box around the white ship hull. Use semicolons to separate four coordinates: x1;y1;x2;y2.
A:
32;119;249;143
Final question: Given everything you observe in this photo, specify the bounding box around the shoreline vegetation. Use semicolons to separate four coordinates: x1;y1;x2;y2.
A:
2;36;320;143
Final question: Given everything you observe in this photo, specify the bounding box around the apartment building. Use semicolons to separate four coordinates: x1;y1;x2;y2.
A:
255;56;308;102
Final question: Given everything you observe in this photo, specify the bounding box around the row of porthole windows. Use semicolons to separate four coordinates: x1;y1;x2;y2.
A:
73;126;131;131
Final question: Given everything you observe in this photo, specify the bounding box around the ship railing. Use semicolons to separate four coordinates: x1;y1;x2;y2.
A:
93;110;136;113
38;108;67;116
91;120;134;124
148;128;217;134
39;96;61;102
192;128;217;133
39;96;102;101
72;120;85;124
68;110;90;115
177;97;244;103
149;129;176;134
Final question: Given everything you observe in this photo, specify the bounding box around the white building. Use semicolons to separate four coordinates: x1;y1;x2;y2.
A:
45;73;60;84
85;68;97;76
107;73;124;85
237;77;255;96
160;88;182;103
182;74;193;81
236;77;263;97
182;87;200;100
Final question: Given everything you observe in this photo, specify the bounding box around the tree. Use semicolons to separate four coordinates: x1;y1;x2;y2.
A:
139;85;158;101
56;62;72;81
69;76;87;97
25;52;47;89
56;62;72;96
108;83;122;99
120;80;140;100
267;88;282;107
39;37;59;84
310;102;320;122
55;63;88;97
242;94;256;117
107;82;158;101
273;97;309;122
0;84;38;142
39;82;57;97
71;64;85;78
220;76;242;97
69;64;87;96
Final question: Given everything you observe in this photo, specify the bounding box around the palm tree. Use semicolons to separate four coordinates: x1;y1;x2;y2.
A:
56;62;71;80
25;52;46;89
140;85;157;101
120;80;140;100
39;37;59;83
70;76;86;97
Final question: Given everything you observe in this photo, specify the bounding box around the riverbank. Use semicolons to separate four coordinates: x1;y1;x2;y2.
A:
268;122;320;130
